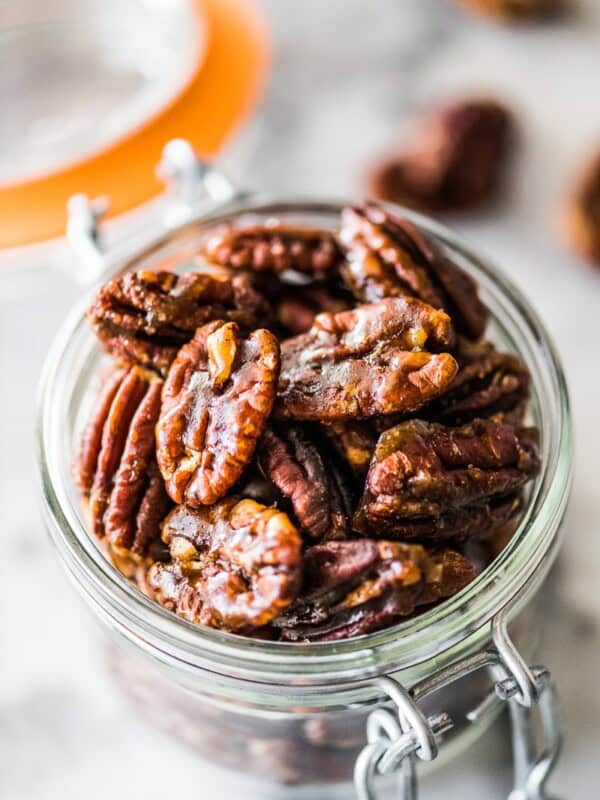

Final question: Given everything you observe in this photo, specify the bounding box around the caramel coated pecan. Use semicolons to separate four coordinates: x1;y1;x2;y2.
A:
565;150;600;266
365;99;513;212
75;366;172;554
367;494;523;543
147;498;303;630
425;339;530;426
274;539;474;641
354;418;539;540
203;224;343;278
258;424;351;539
275;297;458;421
340;205;488;339
156;321;280;507
87;270;270;376
458;0;562;22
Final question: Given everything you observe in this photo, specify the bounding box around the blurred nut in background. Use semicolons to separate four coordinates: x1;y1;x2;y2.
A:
366;99;514;213
565;150;600;266
457;0;563;23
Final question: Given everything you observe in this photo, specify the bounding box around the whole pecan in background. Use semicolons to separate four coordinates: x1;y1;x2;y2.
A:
87;270;270;377
458;0;563;22
340;204;488;339
202;224;343;279
275;297;458;421
147;498;303;630
565;150;600;266
274;539;475;641
75;366;172;555
366;99;513;213
354;418;539;541
156;320;280;507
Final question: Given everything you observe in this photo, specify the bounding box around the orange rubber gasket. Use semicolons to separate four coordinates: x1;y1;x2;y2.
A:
0;0;270;248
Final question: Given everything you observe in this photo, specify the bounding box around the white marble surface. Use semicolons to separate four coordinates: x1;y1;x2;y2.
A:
2;1;600;797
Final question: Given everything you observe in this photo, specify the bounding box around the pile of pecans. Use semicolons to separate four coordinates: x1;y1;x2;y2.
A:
75;203;540;642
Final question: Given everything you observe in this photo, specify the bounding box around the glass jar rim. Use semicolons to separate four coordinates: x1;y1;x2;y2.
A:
36;196;573;692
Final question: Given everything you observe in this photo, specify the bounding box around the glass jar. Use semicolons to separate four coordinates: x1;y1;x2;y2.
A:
36;173;572;799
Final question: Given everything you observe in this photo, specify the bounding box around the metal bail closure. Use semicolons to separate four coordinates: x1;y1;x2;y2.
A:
353;606;563;800
354;677;452;800
65;139;236;285
492;614;563;800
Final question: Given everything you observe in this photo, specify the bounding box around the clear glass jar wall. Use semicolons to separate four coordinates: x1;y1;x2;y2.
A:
37;200;572;796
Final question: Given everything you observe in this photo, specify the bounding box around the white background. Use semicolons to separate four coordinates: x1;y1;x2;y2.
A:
2;1;599;797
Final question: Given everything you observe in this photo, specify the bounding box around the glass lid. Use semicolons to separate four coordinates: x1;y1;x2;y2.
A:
0;0;269;250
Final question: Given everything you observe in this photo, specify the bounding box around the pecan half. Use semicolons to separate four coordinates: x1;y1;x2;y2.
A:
354;418;539;540
458;0;562;22
258;424;351;539
202;224;343;278
365;99;513;212
425;339;530;426
275;297;458;421
147;498;303;630
340;205;488;339
87;270;270;376
75;366;172;554
565;150;600;266
156;321;280;507
362;494;523;543
274;539;474;641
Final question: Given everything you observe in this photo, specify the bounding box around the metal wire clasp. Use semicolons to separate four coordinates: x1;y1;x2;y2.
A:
353;607;563;800
354;677;452;800
65;139;236;284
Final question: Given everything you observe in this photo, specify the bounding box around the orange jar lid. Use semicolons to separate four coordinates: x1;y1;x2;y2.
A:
0;0;269;249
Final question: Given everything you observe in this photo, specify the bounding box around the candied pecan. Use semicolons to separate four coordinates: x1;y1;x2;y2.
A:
339;205;487;339
365;99;513;212
354;418;539;540
275;283;352;335
274;540;474;641
362;494;522;543
75;366;172;554
76;366;128;493
458;0;562;22
425;339;530;426
87;269;270;376
202;224;343;278
258;424;351;539
565;150;600;266
156;321;280;507
275;297;458;422
147;498;303;630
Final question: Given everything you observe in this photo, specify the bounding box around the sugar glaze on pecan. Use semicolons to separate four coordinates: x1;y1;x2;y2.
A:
157;321;280;507
276;297;458;421
75;365;172;555
354;418;539;541
274;539;474;641
340;204;488;339
147;498;303;630
202;223;343;278
87;270;269;376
